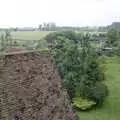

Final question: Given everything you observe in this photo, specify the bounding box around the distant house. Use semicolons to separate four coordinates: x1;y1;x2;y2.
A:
108;22;120;29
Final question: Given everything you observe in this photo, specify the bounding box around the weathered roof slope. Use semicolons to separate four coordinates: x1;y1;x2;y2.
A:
0;52;78;120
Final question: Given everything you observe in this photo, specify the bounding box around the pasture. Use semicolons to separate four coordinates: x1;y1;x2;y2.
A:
0;31;52;52
78;57;120;120
10;31;52;40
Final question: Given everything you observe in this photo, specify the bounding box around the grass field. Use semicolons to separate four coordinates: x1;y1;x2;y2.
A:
0;31;53;52
0;31;106;41
10;31;52;40
78;57;120;120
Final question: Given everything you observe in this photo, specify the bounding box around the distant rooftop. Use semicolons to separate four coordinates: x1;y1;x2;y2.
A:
109;22;120;29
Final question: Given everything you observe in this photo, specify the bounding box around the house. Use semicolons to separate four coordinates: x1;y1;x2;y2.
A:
108;22;120;29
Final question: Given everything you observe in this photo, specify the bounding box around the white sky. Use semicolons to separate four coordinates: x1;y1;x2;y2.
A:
0;0;120;27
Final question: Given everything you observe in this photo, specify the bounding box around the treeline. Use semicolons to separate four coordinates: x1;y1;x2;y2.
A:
0;22;109;32
0;27;100;32
1;22;120;32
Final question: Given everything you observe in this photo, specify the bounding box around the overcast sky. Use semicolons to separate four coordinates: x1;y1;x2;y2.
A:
0;0;120;27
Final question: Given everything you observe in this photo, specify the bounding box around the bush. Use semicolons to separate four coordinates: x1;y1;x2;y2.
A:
44;32;58;44
73;97;96;110
89;82;108;106
106;29;120;47
79;82;108;106
44;31;78;45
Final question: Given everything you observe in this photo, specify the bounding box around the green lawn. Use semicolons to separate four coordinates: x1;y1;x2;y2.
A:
11;31;53;40
0;31;52;51
78;57;120;120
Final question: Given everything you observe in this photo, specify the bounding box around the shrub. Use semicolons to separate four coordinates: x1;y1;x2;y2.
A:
106;29;120;47
44;31;78;45
79;82;108;106
73;97;96;110
89;82;108;106
44;32;58;44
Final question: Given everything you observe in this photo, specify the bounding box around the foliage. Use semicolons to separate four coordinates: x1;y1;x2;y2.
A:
0;33;5;51
105;29;120;47
0;30;12;52
79;82;108;106
76;34;108;106
73;97;96;110
50;37;80;99
44;32;58;44
50;32;108;107
58;31;79;43
44;31;79;45
78;57;120;120
103;29;120;56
